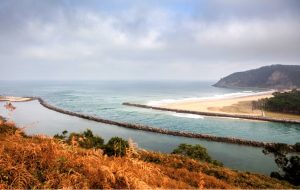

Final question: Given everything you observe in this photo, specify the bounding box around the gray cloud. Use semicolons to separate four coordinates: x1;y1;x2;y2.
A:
0;0;299;80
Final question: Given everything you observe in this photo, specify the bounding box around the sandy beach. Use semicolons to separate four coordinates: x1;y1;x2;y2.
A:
160;92;274;116
0;96;33;102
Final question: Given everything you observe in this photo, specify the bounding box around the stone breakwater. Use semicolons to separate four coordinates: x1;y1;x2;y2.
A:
123;102;300;125
2;96;297;151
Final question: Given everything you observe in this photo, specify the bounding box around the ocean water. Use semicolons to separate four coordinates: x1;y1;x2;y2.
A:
1;80;299;144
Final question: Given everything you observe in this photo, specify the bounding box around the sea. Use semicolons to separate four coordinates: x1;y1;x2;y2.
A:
0;80;300;174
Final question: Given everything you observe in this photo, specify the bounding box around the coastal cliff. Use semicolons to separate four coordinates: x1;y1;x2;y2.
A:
213;65;300;89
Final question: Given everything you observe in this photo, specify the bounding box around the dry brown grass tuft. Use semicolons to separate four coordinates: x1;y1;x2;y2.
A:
0;118;295;189
0;124;192;189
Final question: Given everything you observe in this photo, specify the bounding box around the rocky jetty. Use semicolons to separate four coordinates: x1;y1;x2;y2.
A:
16;96;295;151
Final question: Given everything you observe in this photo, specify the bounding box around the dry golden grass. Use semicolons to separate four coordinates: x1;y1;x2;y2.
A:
0;134;179;189
0;118;295;189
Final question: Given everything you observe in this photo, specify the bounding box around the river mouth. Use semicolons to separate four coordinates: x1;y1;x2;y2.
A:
0;100;278;175
1;81;299;144
1;80;299;175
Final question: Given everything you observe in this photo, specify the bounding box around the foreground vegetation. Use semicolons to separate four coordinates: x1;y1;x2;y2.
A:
263;143;300;186
253;89;300;115
0;118;296;189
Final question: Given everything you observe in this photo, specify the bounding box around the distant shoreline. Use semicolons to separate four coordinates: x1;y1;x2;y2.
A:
153;89;300;121
149;91;274;115
0;96;33;102
123;102;300;124
0;95;299;151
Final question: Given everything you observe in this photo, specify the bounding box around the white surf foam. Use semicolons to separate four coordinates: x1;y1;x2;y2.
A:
146;90;274;106
170;113;204;119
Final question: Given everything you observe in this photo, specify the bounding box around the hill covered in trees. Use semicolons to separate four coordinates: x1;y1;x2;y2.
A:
214;65;300;89
0;117;295;189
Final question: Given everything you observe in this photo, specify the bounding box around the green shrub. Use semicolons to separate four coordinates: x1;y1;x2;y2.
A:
66;129;104;149
54;130;68;140
104;137;129;157
172;143;222;166
211;159;224;167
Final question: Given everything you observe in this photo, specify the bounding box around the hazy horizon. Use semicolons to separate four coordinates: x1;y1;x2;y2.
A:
1;0;300;81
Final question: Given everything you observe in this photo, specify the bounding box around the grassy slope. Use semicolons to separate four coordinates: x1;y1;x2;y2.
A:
0;118;294;189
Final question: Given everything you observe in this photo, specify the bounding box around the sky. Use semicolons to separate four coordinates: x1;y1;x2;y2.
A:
0;0;300;81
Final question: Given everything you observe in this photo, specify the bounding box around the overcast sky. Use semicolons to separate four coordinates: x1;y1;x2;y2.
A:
0;0;300;80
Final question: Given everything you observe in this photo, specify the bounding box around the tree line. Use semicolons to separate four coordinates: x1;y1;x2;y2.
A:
252;89;300;115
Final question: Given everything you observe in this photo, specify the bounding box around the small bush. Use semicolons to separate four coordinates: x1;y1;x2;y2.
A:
66;129;104;149
0;120;25;137
211;160;224;167
104;137;129;157
0;121;18;135
54;130;68;140
172;143;222;166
